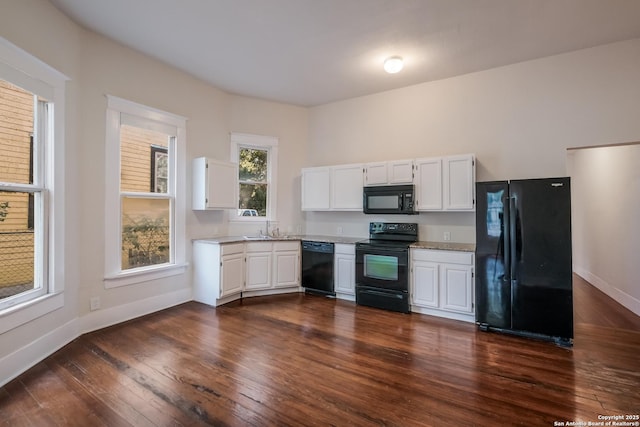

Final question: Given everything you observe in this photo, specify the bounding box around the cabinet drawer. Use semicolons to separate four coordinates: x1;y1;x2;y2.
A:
412;249;473;265
335;243;355;255
221;243;244;256
246;242;273;253
273;241;300;252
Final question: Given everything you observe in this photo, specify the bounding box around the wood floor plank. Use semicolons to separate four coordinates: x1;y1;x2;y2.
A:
1;275;639;426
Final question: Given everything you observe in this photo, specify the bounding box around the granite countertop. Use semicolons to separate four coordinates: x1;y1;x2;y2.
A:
193;235;362;245
194;236;474;252
410;241;475;252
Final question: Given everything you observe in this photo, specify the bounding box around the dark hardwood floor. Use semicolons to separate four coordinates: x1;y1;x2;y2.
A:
1;274;639;426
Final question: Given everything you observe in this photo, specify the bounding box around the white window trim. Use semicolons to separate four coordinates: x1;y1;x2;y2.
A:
104;96;187;288
0;37;67;334
230;132;279;222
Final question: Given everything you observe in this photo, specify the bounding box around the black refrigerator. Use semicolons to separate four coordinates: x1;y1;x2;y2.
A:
475;178;573;345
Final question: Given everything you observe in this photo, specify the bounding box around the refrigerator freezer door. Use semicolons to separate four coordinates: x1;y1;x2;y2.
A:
475;181;511;329
509;178;573;340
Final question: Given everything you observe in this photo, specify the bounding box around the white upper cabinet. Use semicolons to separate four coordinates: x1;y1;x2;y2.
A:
415;154;475;211
363;162;387;185
192;157;238;210
331;163;364;211
364;160;413;186
302;164;363;211
301;167;331;210
301;154;474;212
388;160;414;184
414;157;443;211
443;154;475;211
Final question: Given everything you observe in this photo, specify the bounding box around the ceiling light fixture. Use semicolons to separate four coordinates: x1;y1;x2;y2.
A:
384;56;404;74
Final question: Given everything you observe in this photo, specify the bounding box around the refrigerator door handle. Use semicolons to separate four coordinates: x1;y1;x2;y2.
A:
509;195;518;281
502;194;511;282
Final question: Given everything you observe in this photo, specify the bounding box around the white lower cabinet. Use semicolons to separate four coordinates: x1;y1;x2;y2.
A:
273;242;300;288
194;242;245;306
334;244;355;299
411;249;474;322
245;242;273;291
193;240;300;306
245;241;301;292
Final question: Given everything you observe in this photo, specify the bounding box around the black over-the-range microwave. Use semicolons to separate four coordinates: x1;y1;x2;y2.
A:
363;184;418;215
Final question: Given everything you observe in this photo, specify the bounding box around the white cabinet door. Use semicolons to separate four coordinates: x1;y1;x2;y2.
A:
364;162;388;186
220;252;244;297
443;154;475;211
301;167;331;210
365;160;413;185
192;157;238;210
388;160;414;184
412;260;439;308
273;250;299;288
331;164;363;210
335;253;355;295
440;263;473;313
246;251;272;290
415;157;443;211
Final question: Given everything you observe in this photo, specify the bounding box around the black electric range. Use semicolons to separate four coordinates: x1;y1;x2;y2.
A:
355;222;418;313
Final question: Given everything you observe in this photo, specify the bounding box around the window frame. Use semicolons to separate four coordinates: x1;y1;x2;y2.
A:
104;96;187;288
0;36;67;333
230;132;279;222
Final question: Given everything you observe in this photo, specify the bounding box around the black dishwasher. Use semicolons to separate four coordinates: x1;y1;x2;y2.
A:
301;241;335;296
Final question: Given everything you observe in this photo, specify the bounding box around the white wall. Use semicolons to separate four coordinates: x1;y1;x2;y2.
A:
568;144;640;315
0;0;308;386
306;38;640;242
0;0;83;385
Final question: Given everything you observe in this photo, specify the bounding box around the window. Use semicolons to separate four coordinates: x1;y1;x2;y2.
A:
230;133;278;220
105;96;186;287
0;36;66;327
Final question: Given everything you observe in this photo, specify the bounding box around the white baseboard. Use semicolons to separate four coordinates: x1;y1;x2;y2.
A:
80;287;192;334
0;287;192;387
0;318;79;388
574;267;640;317
411;305;475;323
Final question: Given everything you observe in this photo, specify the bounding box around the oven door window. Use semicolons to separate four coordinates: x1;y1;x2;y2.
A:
367;194;399;210
364;254;398;281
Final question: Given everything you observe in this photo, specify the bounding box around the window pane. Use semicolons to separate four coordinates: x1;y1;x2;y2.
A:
120;125;169;193
239;148;267;182
239;183;267;216
0;191;35;300
0;80;34;185
121;197;170;270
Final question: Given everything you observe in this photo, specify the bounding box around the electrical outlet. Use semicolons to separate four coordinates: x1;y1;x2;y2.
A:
443;231;451;241
337;226;343;235
90;297;101;311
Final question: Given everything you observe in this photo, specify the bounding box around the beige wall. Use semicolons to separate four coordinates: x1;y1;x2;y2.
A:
306;38;640;242
0;0;82;370
567;144;640;315
2;0;640;383
0;0;309;373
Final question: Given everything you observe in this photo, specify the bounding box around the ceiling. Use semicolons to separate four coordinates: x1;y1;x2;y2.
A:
49;0;640;107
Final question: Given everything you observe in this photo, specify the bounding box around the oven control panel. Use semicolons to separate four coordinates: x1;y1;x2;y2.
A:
370;222;417;233
369;222;418;241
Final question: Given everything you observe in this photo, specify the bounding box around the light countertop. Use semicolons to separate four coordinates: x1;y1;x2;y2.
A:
410;241;475;252
194;236;474;252
193;235;362;245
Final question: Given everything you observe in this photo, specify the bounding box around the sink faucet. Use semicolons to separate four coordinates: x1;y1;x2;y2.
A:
265;220;271;237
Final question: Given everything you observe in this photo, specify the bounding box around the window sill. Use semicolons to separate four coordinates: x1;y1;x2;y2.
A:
0;292;65;334
104;263;188;289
